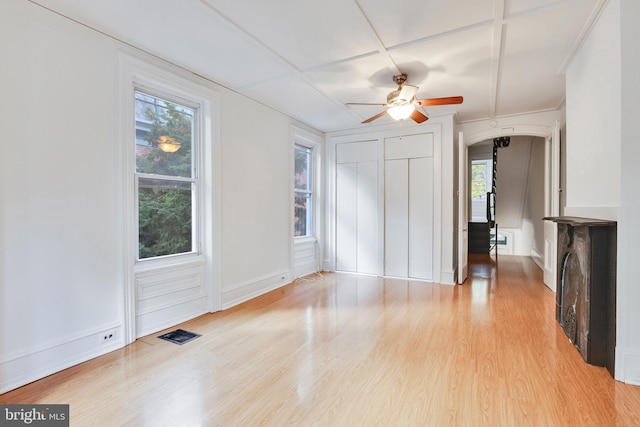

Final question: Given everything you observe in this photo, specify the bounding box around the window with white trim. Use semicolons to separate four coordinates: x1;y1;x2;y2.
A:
471;159;492;200
294;144;313;237
134;90;199;260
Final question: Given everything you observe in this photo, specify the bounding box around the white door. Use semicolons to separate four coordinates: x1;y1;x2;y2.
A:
384;159;409;277
457;131;468;284
335;141;378;274
383;134;434;280
543;120;561;291
408;157;434;279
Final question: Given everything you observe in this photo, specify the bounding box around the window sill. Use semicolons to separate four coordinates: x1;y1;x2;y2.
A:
134;252;204;273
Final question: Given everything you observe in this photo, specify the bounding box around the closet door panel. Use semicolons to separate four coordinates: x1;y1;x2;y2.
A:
357;161;378;274
384;159;409;277
408;157;434;280
336;163;358;272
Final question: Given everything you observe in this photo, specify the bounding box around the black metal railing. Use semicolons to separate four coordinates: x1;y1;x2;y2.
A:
487;136;510;252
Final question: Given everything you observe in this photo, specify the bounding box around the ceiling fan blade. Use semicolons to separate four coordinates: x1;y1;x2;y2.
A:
398;84;418;101
416;96;463;107
346;102;387;106
362;110;388;124
410;110;429;123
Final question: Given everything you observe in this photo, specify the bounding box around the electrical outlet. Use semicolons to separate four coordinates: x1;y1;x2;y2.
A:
100;329;116;344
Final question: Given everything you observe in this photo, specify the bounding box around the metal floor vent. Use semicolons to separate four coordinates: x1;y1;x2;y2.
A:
157;329;201;345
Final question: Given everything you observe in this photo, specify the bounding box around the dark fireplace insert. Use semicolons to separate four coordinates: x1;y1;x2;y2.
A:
545;216;616;376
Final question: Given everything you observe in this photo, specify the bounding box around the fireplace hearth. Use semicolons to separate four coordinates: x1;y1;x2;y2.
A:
545;216;616;376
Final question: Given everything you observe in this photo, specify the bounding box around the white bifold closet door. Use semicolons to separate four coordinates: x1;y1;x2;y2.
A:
335;141;378;274
384;134;434;280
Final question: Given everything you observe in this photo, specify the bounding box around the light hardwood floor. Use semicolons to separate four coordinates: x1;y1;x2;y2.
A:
2;255;640;426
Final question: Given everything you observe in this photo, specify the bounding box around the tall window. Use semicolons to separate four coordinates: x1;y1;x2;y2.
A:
470;159;493;221
294;144;313;237
134;90;199;260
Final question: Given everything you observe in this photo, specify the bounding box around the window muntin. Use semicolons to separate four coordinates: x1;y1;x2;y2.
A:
134;90;198;260
294;144;312;237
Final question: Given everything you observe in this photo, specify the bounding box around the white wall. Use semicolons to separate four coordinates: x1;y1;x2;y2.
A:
617;0;640;385
566;0;640;384
496;136;545;259
565;0;621;220
0;0;322;392
0;0;124;392
525;140;545;259
496;138;533;229
217;98;299;307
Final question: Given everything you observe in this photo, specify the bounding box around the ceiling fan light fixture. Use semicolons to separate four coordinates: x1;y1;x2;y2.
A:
157;135;181;153
387;103;415;121
346;73;462;124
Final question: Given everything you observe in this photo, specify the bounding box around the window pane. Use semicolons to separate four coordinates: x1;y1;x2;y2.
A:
295;145;311;191
294;192;312;237
138;178;193;259
471;162;488;200
135;92;194;178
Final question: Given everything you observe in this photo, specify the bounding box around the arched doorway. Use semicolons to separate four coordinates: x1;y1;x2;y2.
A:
457;121;560;289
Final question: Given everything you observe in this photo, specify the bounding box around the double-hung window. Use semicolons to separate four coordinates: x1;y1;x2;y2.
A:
294;144;313;237
134;90;199;260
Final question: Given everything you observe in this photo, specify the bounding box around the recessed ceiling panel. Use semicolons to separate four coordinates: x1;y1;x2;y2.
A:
30;0;606;130
358;0;494;48
202;0;380;71
32;0;293;88
306;53;404;105
507;0;598;16
240;75;362;132
497;1;596;116
388;26;495;121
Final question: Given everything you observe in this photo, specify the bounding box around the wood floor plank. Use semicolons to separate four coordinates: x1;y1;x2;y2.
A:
2;256;640;426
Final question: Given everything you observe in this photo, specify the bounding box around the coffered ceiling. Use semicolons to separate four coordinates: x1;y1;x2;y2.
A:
30;0;606;132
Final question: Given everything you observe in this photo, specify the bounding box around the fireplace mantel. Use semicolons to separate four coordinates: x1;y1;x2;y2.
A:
544;216;617;227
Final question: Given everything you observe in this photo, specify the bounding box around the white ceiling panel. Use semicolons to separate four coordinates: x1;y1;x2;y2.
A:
388;26;494;92
506;0;597;16
358;0;495;48
497;1;598;116
503;1;597;62
240;76;362;131
28;0;608;131
33;0;293;88
306;54;407;105
389;26;495;121
201;0;380;71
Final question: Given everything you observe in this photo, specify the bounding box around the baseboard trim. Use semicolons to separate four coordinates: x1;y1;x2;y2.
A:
615;347;640;385
530;248;544;271
0;324;123;394
440;270;455;285
221;270;292;310
135;297;208;338
294;262;319;279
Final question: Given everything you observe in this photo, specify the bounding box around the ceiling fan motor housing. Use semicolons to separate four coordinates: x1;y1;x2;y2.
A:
392;73;408;86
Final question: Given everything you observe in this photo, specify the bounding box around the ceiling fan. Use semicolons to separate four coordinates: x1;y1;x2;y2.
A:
347;74;463;124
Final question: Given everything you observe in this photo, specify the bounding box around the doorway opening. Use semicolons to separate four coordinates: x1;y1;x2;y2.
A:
466;136;545;262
